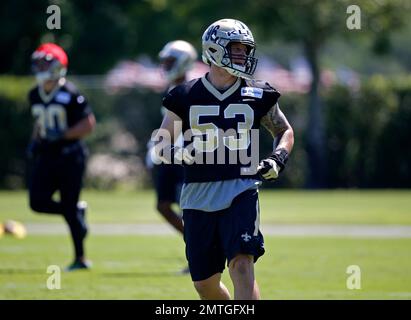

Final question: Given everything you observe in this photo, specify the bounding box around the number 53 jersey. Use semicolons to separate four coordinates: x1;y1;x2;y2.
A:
162;74;281;183
28;80;93;153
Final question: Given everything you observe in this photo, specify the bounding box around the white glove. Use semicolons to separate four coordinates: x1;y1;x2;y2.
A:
257;158;281;181
173;146;195;165
150;144;194;165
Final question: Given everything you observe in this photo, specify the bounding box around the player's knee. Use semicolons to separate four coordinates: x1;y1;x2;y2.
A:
193;279;217;297
29;196;44;213
229;255;253;275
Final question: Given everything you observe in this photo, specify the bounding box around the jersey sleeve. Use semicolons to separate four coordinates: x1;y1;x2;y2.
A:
162;86;184;119
261;82;281;115
71;93;93;119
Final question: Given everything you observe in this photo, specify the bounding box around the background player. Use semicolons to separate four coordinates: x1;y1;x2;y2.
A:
153;19;294;299
27;43;96;271
146;40;197;273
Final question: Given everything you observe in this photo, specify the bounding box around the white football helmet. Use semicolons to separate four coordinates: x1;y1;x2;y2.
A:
158;40;198;83
202;18;258;79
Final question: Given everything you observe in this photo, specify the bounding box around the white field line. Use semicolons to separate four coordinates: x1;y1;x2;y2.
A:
22;223;411;238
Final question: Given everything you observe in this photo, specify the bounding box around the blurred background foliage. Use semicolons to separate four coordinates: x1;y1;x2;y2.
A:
0;0;411;189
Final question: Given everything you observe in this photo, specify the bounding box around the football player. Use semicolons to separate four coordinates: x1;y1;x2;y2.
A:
27;43;96;271
153;19;294;299
147;40;197;274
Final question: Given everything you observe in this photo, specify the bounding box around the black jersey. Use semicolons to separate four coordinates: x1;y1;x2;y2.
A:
162;74;280;183
28;80;92;153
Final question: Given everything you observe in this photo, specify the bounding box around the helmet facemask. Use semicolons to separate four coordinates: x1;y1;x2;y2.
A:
221;40;257;78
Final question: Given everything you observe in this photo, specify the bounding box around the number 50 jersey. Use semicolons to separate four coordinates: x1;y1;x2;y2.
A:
162;74;281;183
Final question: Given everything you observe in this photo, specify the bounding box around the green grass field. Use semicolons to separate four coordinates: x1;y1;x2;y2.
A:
2;189;411;224
1;190;411;299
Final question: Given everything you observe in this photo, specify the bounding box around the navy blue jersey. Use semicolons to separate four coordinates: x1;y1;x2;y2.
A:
162;74;280;183
28;80;92;152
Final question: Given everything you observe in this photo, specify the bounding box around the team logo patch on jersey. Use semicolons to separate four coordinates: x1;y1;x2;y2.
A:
77;95;85;104
55;92;71;104
241;87;263;99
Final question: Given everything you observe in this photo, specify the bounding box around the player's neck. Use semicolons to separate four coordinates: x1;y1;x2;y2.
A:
207;66;238;91
38;78;65;103
42;78;64;94
42;80;58;93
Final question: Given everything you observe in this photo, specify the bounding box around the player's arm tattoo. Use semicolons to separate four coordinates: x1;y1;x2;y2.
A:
260;103;294;153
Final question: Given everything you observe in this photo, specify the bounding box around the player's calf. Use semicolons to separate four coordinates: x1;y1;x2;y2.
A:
228;254;256;300
77;201;88;237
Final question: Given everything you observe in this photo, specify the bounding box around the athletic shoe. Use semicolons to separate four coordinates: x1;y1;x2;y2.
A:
64;259;92;272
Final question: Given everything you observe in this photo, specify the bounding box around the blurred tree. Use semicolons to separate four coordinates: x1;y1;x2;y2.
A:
128;0;253;56
243;0;409;188
0;0;48;74
67;0;134;74
1;0;411;189
152;0;409;188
